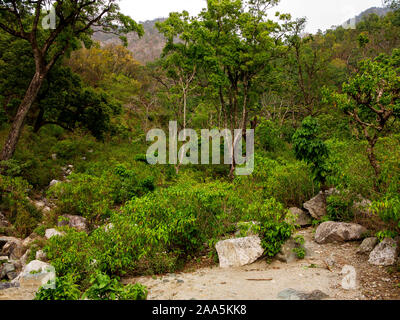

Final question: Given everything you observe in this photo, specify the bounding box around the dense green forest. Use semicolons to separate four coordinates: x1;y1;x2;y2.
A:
0;0;400;300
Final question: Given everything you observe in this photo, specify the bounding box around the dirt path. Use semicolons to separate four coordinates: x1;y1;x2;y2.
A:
125;228;400;300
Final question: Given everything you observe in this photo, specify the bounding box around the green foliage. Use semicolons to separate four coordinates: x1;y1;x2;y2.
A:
256;120;283;152
292;235;306;259
48;163;156;224
0;174;41;237
376;230;398;242
82;273;147;301
35;275;81;301
248;198;294;257
237;155;315;208
44;180;245;280
327;193;355;222
371;196;400;233
292;117;330;184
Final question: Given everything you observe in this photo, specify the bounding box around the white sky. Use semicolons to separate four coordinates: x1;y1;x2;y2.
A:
119;0;386;33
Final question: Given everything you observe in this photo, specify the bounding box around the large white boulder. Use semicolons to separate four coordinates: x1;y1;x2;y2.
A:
314;222;367;244
368;238;398;266
14;260;56;290
215;236;264;268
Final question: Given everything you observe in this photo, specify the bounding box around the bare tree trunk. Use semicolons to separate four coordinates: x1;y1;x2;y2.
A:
367;142;381;186
1;72;45;161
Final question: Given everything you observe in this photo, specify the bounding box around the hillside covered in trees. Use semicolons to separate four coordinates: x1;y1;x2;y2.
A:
0;0;400;301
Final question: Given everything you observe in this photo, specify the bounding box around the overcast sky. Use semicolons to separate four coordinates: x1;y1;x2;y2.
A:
119;0;386;33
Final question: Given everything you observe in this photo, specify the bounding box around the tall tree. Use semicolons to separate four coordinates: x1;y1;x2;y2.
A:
329;50;400;189
0;0;143;162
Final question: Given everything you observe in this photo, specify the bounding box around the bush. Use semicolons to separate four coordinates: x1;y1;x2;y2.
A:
48;173;114;224
292;117;330;185
35;275;81;301
256;119;283;152
326;193;355;222
44;180;245;279
0;174;41;237
82;273;147;300
247;198;294;257
371;195;400;234
236;155;315;208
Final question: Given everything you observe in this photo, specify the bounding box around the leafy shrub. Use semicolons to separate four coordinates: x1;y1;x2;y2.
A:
35;275;81;300
256;119;283;152
82;273;147;300
292;235;306;259
48;173;114;223
0;175;41;237
327;193;355;222
247;198;294;257
371;195;400;234
50;138;95;160
237;155;315;207
292;117;330;185
45;180;245;279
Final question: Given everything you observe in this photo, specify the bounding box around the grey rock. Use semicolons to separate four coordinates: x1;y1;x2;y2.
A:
357;237;378;254
0;237;26;260
7;271;18;280
0;281;20;290
0;262;15;279
215;236;264;268
314;222;367;244
303;189;339;220
32;200;46;211
324;188;340;197
35;250;47;261
286;208;312;227
303;192;327;220
368;238;398;266
278;288;329;300
0;212;10;228
325;253;336;268
20;249;30;267
58;215;88;232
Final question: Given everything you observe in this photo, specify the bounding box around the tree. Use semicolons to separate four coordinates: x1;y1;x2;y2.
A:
0;0;143;162
156;0;284;176
33;66;121;139
156;11;199;132
330;49;400;189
